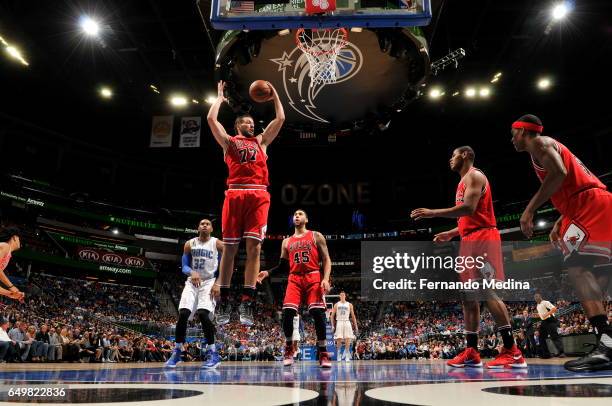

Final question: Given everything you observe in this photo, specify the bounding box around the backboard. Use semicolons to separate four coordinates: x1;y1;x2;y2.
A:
210;0;431;30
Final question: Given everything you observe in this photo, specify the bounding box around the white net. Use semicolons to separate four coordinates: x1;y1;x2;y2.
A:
295;28;348;85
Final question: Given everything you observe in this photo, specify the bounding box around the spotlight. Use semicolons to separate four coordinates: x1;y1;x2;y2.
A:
429;87;444;99
99;87;113;98
192;99;200;104
80;16;100;36
452;91;460;97
479;87;491;98
112;228;119;235
494;72;502;78
537;220;548;228
552;3;569;20
5;46;29;66
170;95;188;106
205;95;217;104
491;77;499;83
537;77;552;90
465;88;476;98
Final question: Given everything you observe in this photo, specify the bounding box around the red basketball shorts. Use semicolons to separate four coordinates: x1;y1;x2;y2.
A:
558;188;612;268
222;188;270;244
282;271;326;311
458;228;505;282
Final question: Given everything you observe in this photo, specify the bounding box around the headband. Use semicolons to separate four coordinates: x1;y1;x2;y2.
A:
512;121;543;133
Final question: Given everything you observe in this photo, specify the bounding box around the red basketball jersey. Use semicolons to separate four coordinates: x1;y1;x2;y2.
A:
287;230;320;274
532;138;607;216
224;135;269;187
456;168;497;238
0;252;11;270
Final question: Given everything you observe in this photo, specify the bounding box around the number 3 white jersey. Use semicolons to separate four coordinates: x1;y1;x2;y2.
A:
189;237;218;280
336;301;351;321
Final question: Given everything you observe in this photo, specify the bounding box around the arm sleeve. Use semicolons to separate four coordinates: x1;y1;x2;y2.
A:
182;253;193;276
267;257;289;277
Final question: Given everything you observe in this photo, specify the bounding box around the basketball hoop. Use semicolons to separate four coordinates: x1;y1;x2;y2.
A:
295;28;349;86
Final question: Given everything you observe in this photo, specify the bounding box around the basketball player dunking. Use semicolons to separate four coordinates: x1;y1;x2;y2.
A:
257;210;333;368
165;219;223;369
411;146;527;369
331;290;358;362
0;226;25;302
511;115;612;372
207;80;285;326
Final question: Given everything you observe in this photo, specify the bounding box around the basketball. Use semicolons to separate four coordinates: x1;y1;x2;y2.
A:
249;80;273;103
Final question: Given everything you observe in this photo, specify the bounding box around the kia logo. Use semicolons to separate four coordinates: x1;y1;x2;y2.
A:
124;257;145;268
79;250;100;261
102;253;122;264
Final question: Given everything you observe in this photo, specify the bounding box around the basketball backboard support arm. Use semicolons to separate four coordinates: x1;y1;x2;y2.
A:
209;0;432;30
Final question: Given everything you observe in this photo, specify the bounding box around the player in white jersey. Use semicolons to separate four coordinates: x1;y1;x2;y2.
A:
165;219;224;369
331;291;358;362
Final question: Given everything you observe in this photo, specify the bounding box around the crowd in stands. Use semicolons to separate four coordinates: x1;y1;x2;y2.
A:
2;271;610;364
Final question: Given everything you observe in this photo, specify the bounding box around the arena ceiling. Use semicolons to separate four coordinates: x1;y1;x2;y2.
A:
0;0;610;221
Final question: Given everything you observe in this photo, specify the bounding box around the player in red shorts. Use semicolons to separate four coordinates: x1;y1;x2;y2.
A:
207;80;285;326
0;226;25;302
411;146;526;369
257;209;333;368
511;114;612;372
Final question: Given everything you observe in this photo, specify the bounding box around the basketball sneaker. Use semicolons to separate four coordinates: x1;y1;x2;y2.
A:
564;333;612;372
239;301;254;326
202;350;221;369
164;349;182;368
344;352;352;363
283;345;295;367
319;352;332;368
216;302;232;325
485;345;527;369
447;347;482;368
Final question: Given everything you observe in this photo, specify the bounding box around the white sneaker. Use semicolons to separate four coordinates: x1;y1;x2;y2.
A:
345;353;352;362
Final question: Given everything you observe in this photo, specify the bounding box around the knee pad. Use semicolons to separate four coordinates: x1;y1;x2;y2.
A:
282;308;297;339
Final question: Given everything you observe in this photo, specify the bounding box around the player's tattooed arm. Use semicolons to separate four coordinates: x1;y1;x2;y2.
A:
206;81;232;152
521;138;567;238
259;83;285;148
315;232;331;293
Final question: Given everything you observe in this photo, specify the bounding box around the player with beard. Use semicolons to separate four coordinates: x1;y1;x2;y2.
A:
257;210;333;368
207;80;285;326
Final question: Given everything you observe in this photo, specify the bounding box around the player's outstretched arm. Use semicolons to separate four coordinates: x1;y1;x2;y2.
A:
433;227;460;242
315;232;331;293
257;239;288;284
411;171;486;220
259;83;285;148
520;139;567;238
206;81;232;152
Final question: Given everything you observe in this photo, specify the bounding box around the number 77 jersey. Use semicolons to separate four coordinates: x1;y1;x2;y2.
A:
225;135;269;187
287;230;320;274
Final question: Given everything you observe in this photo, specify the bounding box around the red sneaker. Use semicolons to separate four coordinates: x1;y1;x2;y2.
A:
485;345;527;369
319;352;332;368
447;347;482;368
283;344;295;367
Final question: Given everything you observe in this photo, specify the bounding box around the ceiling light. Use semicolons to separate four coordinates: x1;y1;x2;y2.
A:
80;16;100;36
170;96;188;106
